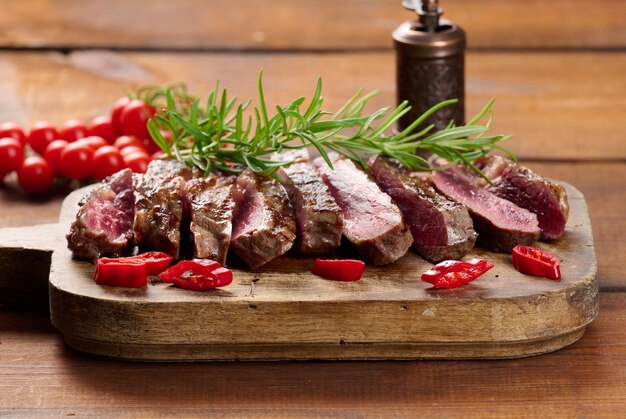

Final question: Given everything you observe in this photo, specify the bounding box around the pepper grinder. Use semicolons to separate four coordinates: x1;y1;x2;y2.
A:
394;0;466;131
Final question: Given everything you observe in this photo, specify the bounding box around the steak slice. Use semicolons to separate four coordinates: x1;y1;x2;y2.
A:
475;155;569;240
429;166;541;252
369;156;477;262
314;153;413;266
186;173;236;265
230;170;296;269
133;170;186;259
277;162;344;255
67;169;134;261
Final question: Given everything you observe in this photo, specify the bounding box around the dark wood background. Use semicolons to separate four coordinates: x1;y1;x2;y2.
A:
0;0;624;416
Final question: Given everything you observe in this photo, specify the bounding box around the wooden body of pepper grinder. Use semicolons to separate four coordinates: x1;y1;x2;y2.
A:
394;0;466;131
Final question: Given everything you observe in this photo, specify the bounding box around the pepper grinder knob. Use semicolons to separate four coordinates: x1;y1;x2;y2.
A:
403;0;442;32
394;0;466;132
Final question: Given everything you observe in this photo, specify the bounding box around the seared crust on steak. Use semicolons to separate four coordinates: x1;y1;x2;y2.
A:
314;153;413;266
230;170;296;269
186;173;236;265
133;170;186;259
277;162;344;255
67;169;135;261
369;156;476;262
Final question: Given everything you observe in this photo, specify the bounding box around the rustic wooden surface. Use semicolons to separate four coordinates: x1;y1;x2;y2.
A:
0;0;623;50
0;0;624;416
39;184;595;361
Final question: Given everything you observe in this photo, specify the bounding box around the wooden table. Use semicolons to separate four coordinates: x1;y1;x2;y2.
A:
1;1;625;416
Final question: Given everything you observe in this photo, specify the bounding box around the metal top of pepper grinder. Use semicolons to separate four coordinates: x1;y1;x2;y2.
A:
394;0;466;131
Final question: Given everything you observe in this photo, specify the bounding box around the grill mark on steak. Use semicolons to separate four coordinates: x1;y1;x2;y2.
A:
474;155;569;240
67;169;134;261
314;153;413;266
230;170;296;269
429;166;540;252
277;162;344;255
133;163;187;259
186;173;236;265
369;156;477;262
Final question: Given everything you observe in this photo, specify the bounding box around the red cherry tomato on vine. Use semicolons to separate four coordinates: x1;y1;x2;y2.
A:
60;142;94;180
0;137;24;178
113;135;146;151
88;116;117;143
59;120;88;143
17;156;53;194
123;151;151;173
111;97;131;135
0;122;26;146
119;100;155;139
76;136;108;151
28;121;58;155
93;146;125;180
43;139;69;175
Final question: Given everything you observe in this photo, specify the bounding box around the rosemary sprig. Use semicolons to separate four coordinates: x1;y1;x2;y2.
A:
147;72;512;179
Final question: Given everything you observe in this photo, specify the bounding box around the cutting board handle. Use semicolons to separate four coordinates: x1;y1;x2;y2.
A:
0;223;65;305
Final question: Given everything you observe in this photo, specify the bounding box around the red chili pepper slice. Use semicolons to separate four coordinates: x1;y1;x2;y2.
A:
126;251;174;275
311;259;365;282
159;260;233;290
421;258;494;289
193;259;222;271
93;257;148;288
512;245;561;280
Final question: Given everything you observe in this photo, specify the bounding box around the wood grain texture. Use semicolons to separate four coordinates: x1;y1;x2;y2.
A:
45;183;597;360
0;51;623;160
0;292;624;416
0;0;623;50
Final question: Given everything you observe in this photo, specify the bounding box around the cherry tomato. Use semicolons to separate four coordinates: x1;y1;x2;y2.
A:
0;137;24;177
119;145;147;157
0;122;26;146
59;120;88;143
60;142;94;180
17;156;53;194
27;121;58;155
43;139;69;175
123;151;150;173
113;135;146;151
93;146;125;180
111;97;131;135
88;116;117;143
119;100;155;139
76;136;108;151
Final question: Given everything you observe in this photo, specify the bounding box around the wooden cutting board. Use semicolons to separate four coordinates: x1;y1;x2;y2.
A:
0;182;598;361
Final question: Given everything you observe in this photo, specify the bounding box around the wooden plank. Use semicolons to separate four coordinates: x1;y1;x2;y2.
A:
0;51;624;160
0;292;624;416
0;0;623;50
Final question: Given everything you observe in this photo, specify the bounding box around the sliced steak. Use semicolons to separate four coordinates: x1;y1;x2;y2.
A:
133;170;186;259
429;166;541;252
277;162;344;255
314;153;413;266
186;173;236;265
369;156;476;262
230;170;296;269
474;155;569;240
67;169;135;260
